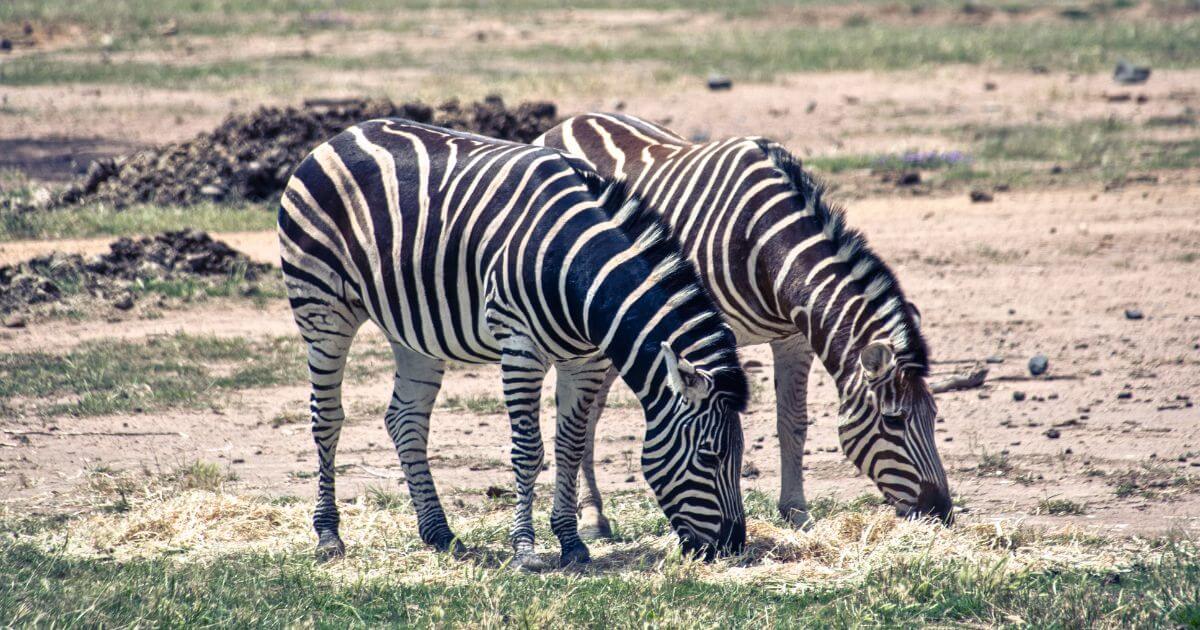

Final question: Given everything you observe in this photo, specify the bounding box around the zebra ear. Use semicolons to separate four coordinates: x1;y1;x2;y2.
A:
859;340;896;380
906;301;922;328
660;342;709;401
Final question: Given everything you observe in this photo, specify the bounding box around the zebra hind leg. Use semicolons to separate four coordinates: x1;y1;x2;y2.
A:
383;344;465;553
551;357;612;567
302;326;359;562
578;366;618;540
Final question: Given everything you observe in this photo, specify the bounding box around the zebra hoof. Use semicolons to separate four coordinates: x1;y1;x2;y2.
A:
578;512;614;540
315;532;345;562
511;552;551;573
558;542;592;568
781;507;814;530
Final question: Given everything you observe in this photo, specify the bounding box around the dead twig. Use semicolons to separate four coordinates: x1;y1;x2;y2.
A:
930;366;989;394
991;374;1082;382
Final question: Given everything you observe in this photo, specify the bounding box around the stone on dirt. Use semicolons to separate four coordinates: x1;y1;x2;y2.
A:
1028;354;1049;376
1124;308;1144;320
706;74;733;90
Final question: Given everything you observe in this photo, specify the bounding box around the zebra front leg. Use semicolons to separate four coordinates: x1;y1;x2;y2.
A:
772;334;816;528
551;358;611;567
383;344;464;553
578;366;618;540
499;338;549;571
304;329;358;561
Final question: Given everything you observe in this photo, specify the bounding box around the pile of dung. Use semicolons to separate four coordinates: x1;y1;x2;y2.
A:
51;95;558;209
0;229;273;315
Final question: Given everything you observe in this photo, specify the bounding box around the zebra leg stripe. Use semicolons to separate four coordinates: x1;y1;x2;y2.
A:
306;330;356;561
550;357;610;566
384;344;460;551
499;336;549;565
772;334;816;527
577;366;618;540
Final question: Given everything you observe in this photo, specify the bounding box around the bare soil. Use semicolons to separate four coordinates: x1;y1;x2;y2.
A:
2;180;1197;535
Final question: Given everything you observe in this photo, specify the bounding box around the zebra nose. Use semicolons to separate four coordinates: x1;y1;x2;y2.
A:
915;482;954;525
719;518;746;555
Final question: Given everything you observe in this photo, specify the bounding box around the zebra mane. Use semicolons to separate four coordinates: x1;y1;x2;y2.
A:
579;170;749;412
756;140;931;376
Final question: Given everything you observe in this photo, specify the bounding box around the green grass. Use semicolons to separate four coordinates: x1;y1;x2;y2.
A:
0;201;276;241
0;333;305;417
517;17;1200;78
1035;497;1088;516
1;487;1197;627
441;393;507;415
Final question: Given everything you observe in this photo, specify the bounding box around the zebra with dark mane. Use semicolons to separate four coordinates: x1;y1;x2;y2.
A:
536;113;952;534
278;119;749;568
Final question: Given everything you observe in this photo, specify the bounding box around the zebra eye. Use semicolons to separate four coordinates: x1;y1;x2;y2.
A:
880;410;905;430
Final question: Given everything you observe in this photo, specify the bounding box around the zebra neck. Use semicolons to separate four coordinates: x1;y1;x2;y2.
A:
779;265;902;394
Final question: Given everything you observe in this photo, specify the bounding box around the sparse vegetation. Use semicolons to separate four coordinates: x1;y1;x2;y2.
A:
0;334;303;417
1112;463;1200;502
1035;497;1088;516
441;393;507;415
0;488;1196;627
0;201;277;242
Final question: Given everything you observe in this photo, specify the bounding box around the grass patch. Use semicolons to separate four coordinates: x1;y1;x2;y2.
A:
0;333;305;417
441;393;507;415
1;488;1197;626
516;18;1200;78
0;201;276;241
1035;497;1088;516
1112;462;1200;502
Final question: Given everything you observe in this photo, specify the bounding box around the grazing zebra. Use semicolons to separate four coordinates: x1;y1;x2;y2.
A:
535;113;953;534
278;119;749;568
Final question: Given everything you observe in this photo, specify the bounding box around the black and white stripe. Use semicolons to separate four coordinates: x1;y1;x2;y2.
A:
278;119;749;567
537;113;952;531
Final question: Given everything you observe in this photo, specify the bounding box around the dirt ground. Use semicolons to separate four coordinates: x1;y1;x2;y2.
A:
2;177;1198;535
2;0;1200;537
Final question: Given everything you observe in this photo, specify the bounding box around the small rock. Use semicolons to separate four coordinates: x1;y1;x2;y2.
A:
741;461;761;479
983;81;997;91
689;130;711;143
985;355;1004;364
1045;428;1061;439
1028;354;1049;377
3;314;27;328
1124;308;1144;320
706;74;733;91
1012;391;1027;402
897;171;921;186
743;359;764;371
199;184;226;199
485;486;514;499
0;38;12;53
625;475;636;483
113;293;135;310
1050;164;1064;174
969;189;994;203
1113;60;1151;85
1117;391;1133;400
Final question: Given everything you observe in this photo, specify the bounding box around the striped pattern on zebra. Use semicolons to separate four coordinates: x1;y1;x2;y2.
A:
277;118;749;567
536;113;953;531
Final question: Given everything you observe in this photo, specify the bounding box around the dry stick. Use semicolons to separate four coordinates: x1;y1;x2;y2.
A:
930;366;989;394
2;429;184;438
991;374;1082;382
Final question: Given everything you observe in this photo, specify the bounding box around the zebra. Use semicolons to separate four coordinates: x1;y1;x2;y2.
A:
277;118;749;568
535;113;953;535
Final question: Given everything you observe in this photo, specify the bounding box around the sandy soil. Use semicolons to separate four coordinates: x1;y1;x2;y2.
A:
2;182;1197;536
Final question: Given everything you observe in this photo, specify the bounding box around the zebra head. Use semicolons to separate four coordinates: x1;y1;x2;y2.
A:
839;337;953;524
652;342;747;559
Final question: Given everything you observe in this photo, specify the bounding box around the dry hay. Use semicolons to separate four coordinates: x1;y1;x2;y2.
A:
28;489;1178;590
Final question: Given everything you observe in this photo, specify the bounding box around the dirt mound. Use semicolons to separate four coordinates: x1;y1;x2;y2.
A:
51;95;558;209
0;230;272;315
